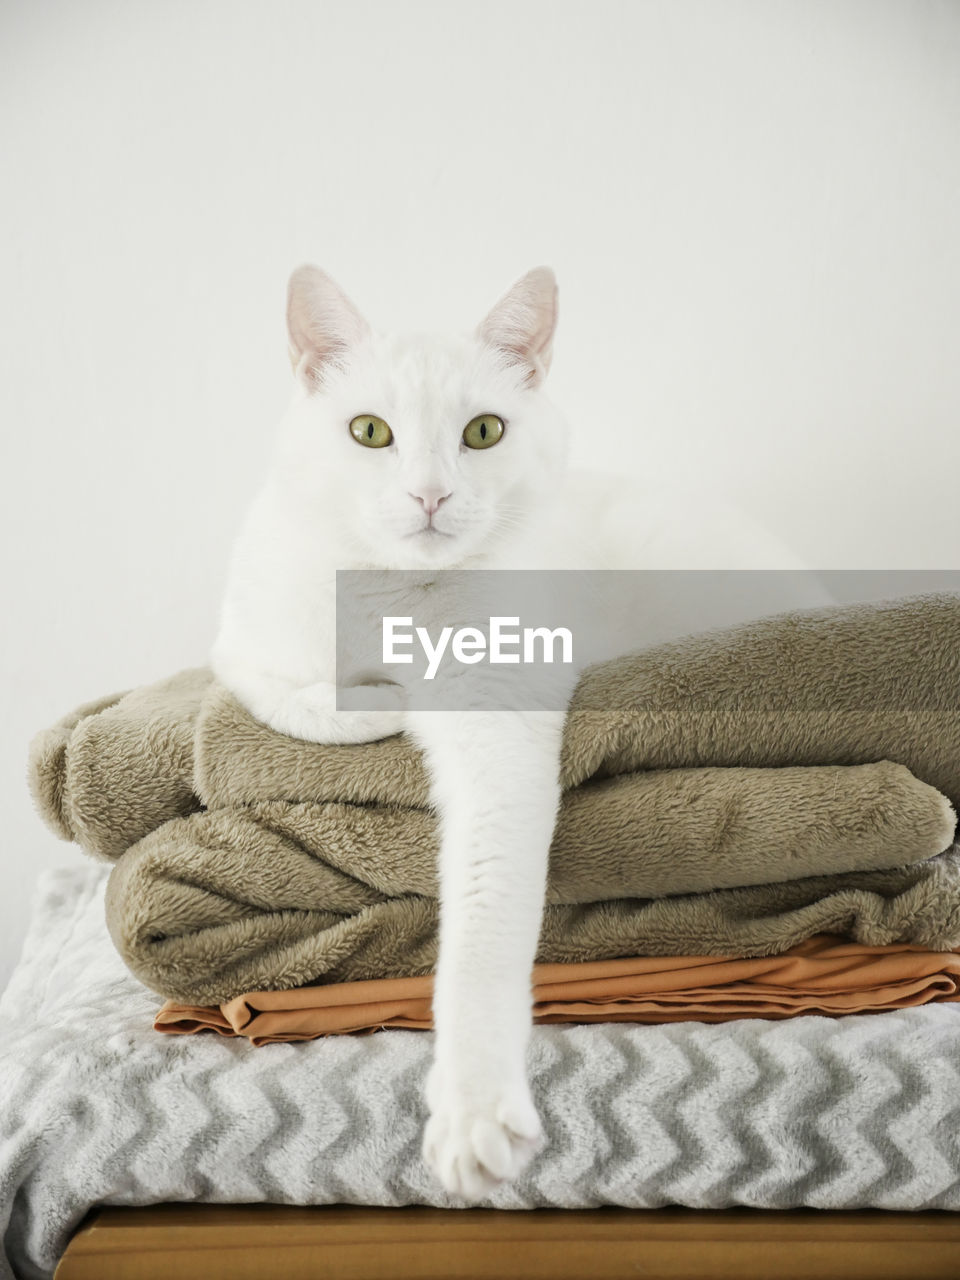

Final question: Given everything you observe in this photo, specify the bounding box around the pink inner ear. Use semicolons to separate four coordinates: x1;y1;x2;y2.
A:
286;265;370;388
477;267;558;382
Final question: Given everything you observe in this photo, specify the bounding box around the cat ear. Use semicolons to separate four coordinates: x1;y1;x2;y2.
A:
286;265;370;389
476;266;558;384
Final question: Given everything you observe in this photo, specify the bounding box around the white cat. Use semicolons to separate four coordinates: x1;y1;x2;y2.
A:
212;265;823;1199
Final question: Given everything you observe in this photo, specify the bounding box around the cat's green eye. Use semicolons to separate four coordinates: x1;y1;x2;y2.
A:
349;415;393;448
462;414;505;450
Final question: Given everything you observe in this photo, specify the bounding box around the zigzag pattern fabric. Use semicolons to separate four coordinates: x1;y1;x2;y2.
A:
3;866;960;1280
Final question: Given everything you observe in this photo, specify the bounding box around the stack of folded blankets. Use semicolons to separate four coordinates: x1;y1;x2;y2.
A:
28;593;960;1039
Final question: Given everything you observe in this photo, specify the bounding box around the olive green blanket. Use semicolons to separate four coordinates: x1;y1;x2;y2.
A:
28;594;960;1005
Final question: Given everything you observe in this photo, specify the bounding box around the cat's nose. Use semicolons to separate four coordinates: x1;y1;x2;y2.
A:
409;488;452;517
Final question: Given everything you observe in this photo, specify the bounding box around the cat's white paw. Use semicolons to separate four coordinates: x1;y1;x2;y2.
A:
422;1069;543;1200
335;708;406;743
270;681;406;744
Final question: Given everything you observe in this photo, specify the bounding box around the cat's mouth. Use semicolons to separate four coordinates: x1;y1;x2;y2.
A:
405;525;454;540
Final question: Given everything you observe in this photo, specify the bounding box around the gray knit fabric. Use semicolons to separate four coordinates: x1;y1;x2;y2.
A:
2;866;959;1280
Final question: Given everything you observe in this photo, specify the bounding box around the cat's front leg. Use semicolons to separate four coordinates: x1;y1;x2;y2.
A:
408;709;563;1199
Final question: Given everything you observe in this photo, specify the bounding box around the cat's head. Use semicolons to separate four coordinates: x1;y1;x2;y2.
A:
272;265;568;569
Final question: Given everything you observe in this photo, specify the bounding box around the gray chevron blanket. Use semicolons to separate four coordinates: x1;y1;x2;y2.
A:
3;866;959;1280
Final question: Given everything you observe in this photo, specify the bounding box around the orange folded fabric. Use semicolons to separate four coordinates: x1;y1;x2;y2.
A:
154;935;960;1046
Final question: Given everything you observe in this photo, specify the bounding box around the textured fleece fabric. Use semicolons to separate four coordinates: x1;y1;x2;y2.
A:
28;593;960;1005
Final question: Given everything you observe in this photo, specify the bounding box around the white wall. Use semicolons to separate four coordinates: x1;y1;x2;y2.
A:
2;0;959;990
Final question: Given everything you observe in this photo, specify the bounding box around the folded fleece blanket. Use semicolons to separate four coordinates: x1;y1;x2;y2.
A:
28;593;960;1006
154;936;960;1043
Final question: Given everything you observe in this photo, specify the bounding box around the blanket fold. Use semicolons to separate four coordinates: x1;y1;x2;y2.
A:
105;831;960;1004
28;593;960;1005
